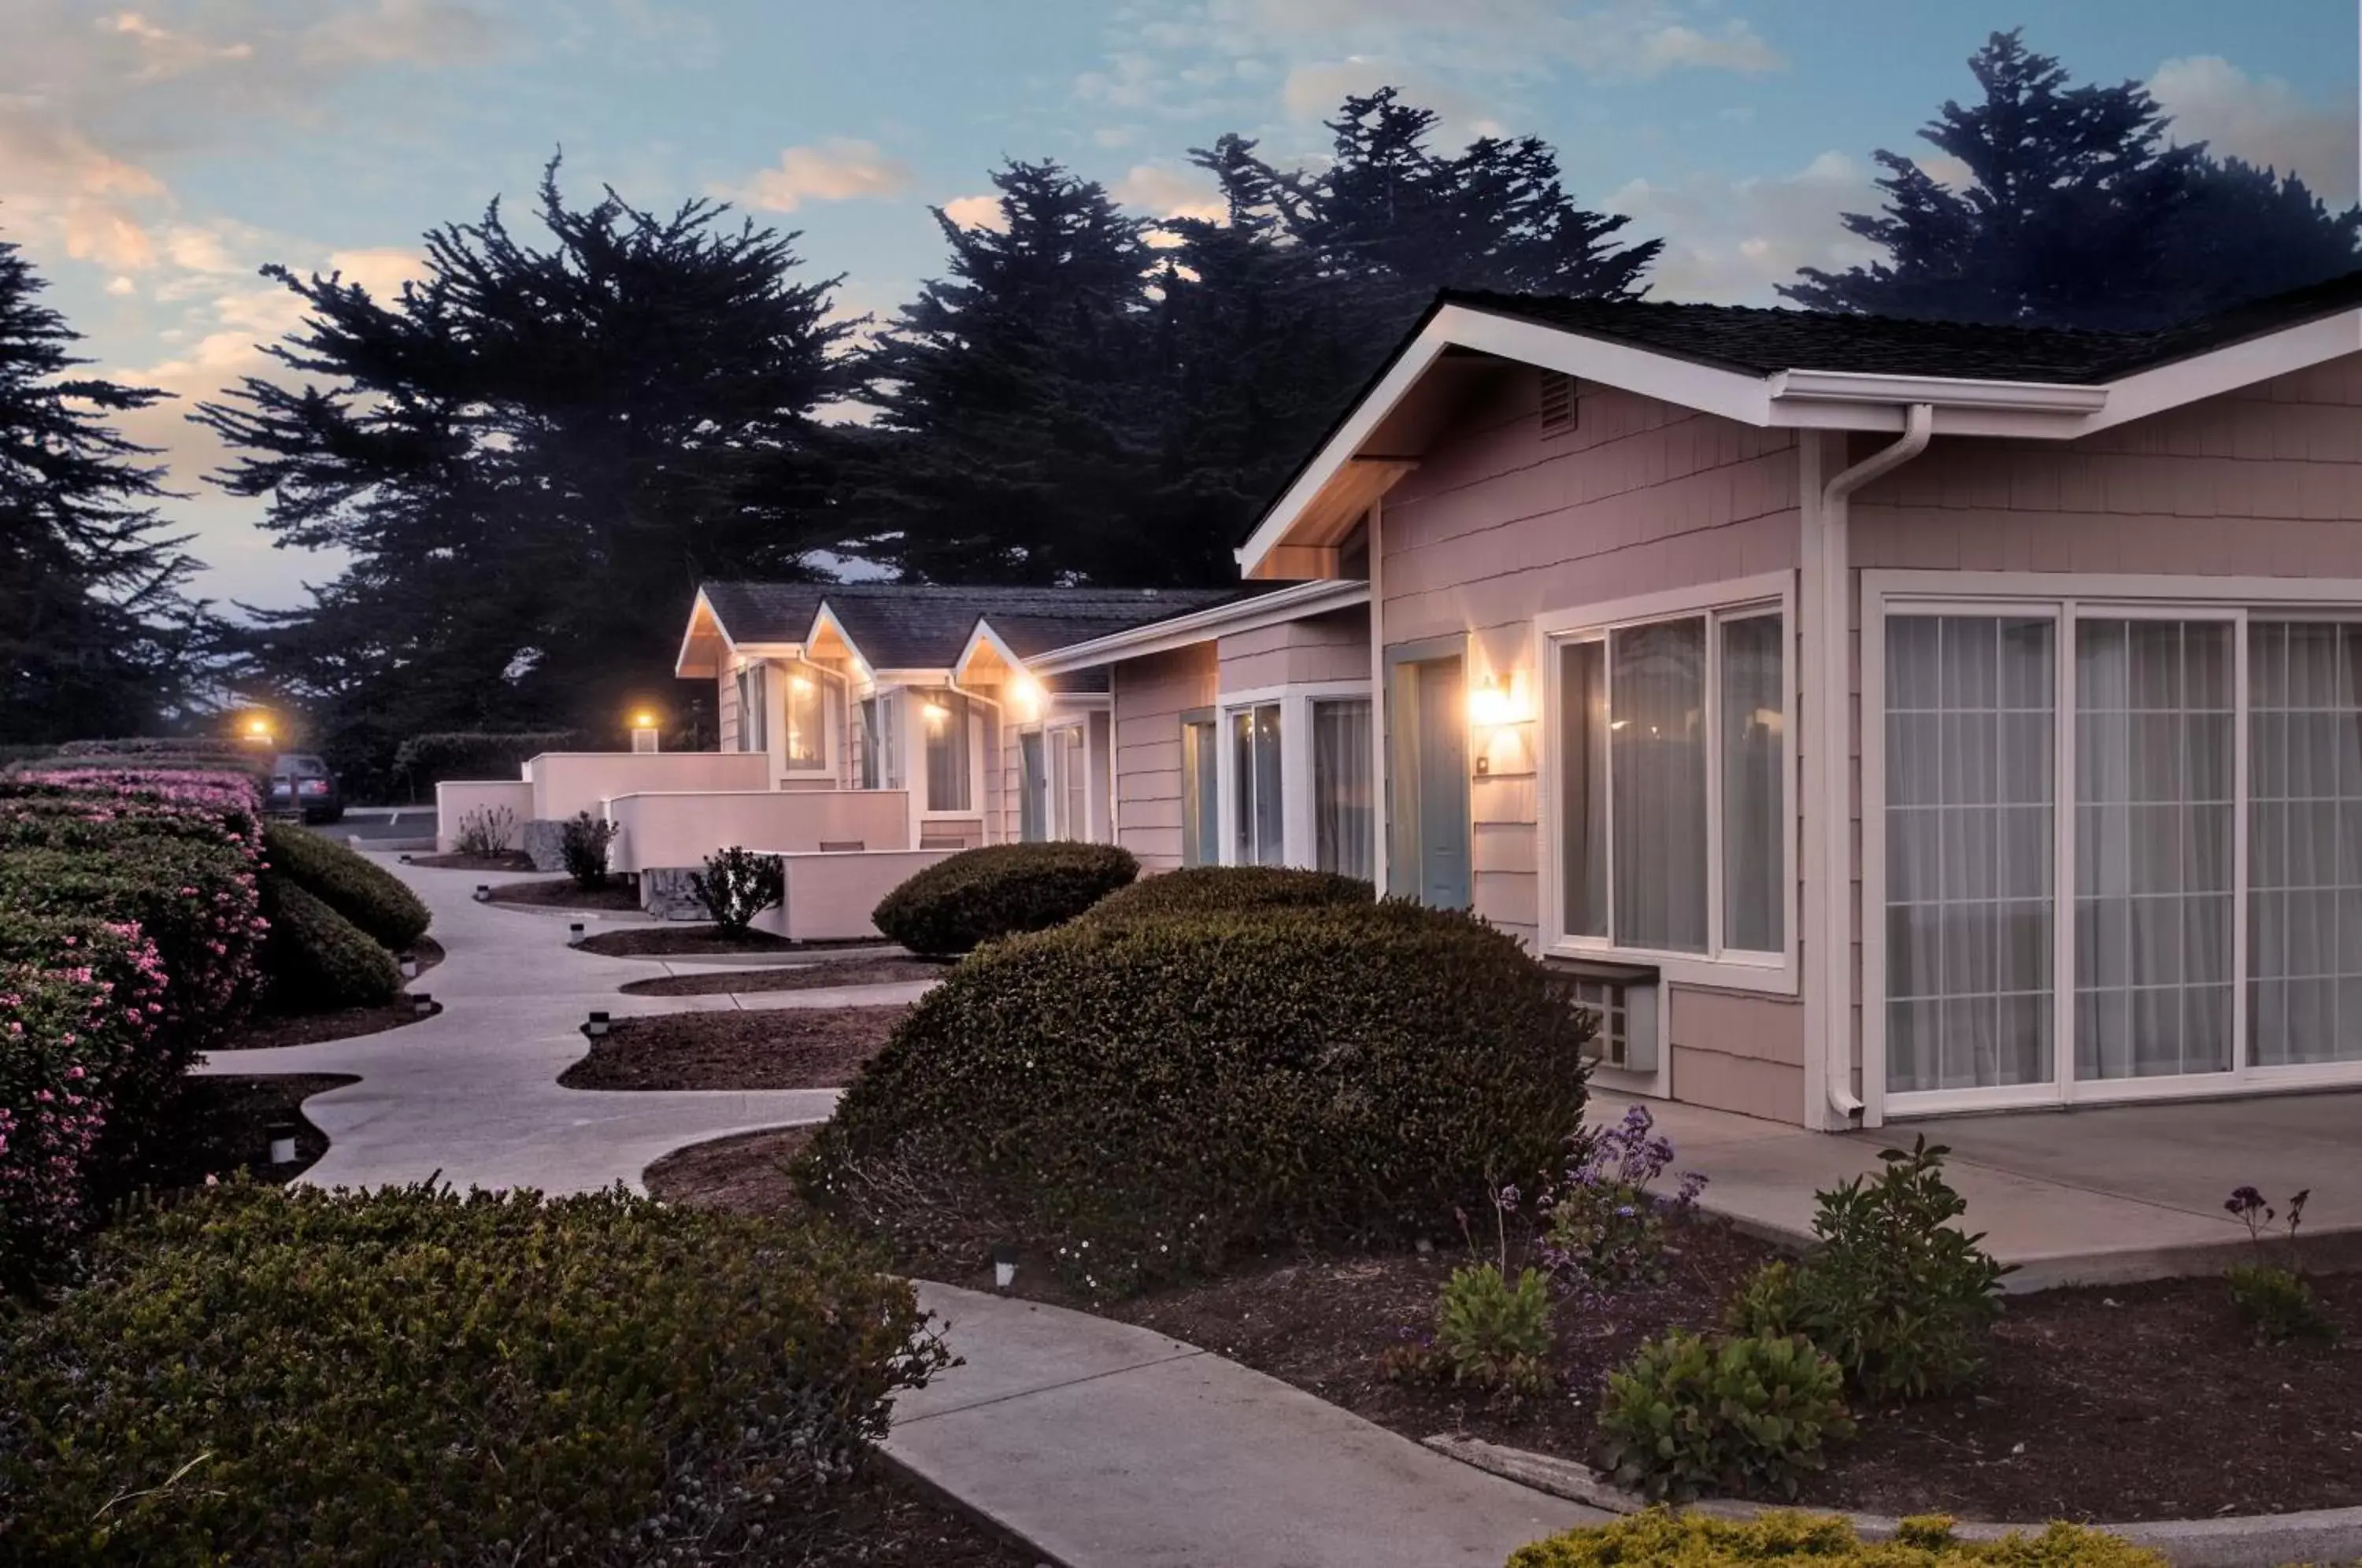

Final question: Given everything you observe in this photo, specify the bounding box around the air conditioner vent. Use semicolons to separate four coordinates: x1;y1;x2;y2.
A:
1538;370;1577;435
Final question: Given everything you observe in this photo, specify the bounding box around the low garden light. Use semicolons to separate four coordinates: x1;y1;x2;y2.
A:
991;1241;1019;1293
585;1010;610;1038
474;883;491;902
412;992;436;1017
398;951;420;979
568;922;587;946
266;1121;298;1166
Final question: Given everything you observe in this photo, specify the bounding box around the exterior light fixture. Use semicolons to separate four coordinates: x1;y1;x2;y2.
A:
398;852;414;864
412;992;436;1016
585;1010;610;1038
789;675;814;693
267;1121;298;1166
398;952;420;979
628;708;661;754
1009;673;1042;717
1468;675;1520;728
568;922;587;946
991;1241;1018;1292
474;883;491;902
921;700;950;726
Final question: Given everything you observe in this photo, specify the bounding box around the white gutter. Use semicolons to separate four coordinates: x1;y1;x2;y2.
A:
1023;579;1371;675
1808;403;1933;1126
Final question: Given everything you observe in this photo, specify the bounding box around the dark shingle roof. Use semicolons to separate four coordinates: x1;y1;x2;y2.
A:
698;582;1239;668
1445;265;2362;385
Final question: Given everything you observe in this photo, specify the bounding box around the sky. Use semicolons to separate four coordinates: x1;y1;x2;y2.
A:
6;0;2357;611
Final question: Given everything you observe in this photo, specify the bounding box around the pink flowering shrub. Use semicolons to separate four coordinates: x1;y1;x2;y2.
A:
0;768;265;1285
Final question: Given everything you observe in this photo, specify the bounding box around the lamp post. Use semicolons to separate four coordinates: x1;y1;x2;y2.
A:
628;708;661;754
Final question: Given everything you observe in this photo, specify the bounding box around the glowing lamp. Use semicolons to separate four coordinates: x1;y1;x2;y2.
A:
922;701;950;726
1468;675;1520;728
1009;673;1043;716
789;675;813;693
628;707;661;754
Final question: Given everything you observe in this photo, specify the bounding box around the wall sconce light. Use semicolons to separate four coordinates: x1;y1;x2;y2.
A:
921;700;950;727
789;675;813;693
584;1010;610;1038
1468;675;1521;729
267;1120;298;1166
1008;673;1042;717
568;922;587;947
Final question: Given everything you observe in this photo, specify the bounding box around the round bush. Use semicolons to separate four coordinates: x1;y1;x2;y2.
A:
871;841;1139;955
803;899;1593;1292
0;1181;950;1567
260;875;401;1009
1083;864;1373;924
264;821;431;950
1597;1329;1853;1502
1509;1510;2166;1568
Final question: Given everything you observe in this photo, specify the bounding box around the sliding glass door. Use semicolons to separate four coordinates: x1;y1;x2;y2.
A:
1881;597;2362;1112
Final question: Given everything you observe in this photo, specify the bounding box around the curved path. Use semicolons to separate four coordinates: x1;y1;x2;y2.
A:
194;857;918;1195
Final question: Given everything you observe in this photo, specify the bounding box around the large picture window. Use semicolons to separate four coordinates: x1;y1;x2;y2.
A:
783;670;825;768
1550;597;1786;965
1873;581;2362;1113
923;690;972;812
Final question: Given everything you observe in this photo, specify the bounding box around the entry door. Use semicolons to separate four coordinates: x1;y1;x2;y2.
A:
1389;652;1471;908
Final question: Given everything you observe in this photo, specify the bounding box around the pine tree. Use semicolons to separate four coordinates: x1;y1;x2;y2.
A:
0;232;211;743
1784;31;2360;329
198;163;857;789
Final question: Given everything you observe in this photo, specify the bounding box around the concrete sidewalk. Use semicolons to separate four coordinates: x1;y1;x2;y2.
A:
194;860;919;1194
889;1282;1597;1568
1605;1089;2362;1290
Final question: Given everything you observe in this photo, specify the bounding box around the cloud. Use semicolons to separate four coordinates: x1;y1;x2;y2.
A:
1604;150;1878;306
726;139;916;213
1200;0;1783;82
2149;54;2357;203
941;194;1009;231
1113;164;1227;222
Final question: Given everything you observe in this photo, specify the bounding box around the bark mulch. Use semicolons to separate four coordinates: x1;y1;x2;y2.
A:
755;1459;1038;1567
486;877;642;912
220;939;446;1051
110;1074;356;1196
408;850;534;871
619;956;948;997
560;1006;907;1091
643;1142;2362;1525
576;925;883;957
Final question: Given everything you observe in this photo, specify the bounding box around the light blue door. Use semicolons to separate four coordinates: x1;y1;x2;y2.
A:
1388;653;1471;908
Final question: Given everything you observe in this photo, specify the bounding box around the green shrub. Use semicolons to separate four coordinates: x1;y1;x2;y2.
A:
2226;1262;2337;1344
260;875;401;1009
1597;1329;1853;1502
454;803;516;856
691;845;786;934
1437;1263;1553;1393
1508;1509;2168;1568
1083;864;1372;924
803;900;1592;1293
391;729;583;788
1724;1140;2008;1403
263;821;430;949
872;841;1139;956
0;1181;950;1567
561;808;617;888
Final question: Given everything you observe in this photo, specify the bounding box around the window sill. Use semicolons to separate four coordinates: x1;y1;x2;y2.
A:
1542;941;1797;997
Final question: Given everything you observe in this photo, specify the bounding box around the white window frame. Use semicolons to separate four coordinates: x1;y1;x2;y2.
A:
1864;569;2362;1123
913;687;987;820
777;656;836;779
1180;709;1219;867
1013;710;1102;842
1214;680;1374;871
1537;572;1799;996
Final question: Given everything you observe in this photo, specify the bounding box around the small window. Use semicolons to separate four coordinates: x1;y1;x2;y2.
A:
923;690;970;812
1231;703;1284;866
1312;697;1374;881
1018;731;1046;841
857;697;882;790
735;665;768;754
1538;370;1577;435
783;669;824;768
1180;715;1217;867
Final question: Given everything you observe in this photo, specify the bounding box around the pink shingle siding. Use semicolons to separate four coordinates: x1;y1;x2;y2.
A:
1111;644;1218;872
1215;607;1370;692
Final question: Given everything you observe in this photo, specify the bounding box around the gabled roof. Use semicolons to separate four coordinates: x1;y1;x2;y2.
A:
689;580;1237;675
1238;268;2362;577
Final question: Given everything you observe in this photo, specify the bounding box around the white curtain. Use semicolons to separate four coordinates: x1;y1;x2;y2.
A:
2074;619;2233;1080
1610;617;1709;952
1558;641;1609;937
925;690;971;812
2248;621;2362;1066
1313;698;1375;881
1232;703;1284;865
1720;613;1785;952
1018;731;1046;841
783;669;824;767
1885;616;2057;1093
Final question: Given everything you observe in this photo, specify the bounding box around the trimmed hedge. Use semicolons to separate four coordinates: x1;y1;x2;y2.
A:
0;1181;951;1566
1084;864;1374;924
264;821;431;949
1507;1511;2166;1568
872;841;1140;955
804;899;1593;1292
259;875;402;1009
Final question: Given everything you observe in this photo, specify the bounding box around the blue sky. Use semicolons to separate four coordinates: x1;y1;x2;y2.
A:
6;0;2356;608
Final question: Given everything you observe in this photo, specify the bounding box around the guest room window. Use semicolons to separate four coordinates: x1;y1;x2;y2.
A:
1547;582;1789;973
1180;712;1217;867
735;664;767;754
782;668;825;769
1312;697;1375;881
857;697;883;789
1231;702;1284;866
1048;722;1090;839
1018;730;1046;841
922;690;972;812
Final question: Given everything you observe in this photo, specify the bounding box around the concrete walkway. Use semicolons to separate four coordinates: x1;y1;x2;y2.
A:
1606;1089;2362;1289
194;860;915;1194
889;1283;1600;1568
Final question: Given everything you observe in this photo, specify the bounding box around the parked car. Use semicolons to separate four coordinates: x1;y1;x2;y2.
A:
267;753;343;823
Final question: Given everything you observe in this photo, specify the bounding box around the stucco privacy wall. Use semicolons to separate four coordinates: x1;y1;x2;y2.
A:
1840;352;2362;1102
1215;606;1371;693
1378;372;1808;1121
1110;643;1219;871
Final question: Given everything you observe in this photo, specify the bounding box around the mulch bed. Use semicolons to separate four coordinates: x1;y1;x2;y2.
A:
110;1074;356;1196
487;878;642;912
645;1138;2362;1524
576;925;883;957
765;1460;1038;1566
219;938;446;1050
408;850;534;871
560;1007;907;1091
620;956;948;997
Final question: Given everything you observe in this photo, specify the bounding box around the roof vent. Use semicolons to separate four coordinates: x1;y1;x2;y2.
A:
1538;369;1577;435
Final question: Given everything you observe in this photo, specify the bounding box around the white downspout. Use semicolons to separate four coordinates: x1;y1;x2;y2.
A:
1809;403;1933;1123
